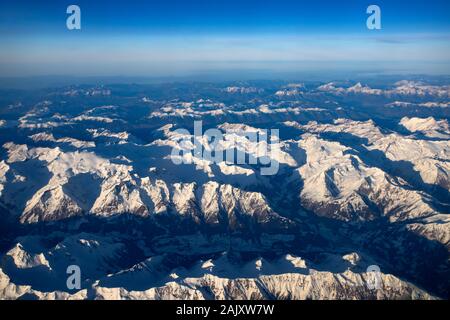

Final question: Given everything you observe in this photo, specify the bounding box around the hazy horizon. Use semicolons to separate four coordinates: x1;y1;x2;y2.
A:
1;0;449;78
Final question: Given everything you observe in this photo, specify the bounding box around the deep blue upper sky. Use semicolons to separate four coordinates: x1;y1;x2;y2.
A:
0;0;449;77
1;0;449;34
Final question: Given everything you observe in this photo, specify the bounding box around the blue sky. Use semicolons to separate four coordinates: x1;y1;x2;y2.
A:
0;0;449;77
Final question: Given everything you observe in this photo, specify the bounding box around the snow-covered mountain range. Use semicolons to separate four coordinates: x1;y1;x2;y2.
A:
0;78;449;300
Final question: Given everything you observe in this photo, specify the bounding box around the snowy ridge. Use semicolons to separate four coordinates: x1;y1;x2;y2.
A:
0;249;435;300
0;79;449;300
400;117;450;139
